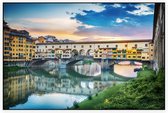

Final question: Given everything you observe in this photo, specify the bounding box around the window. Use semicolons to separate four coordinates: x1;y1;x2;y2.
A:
116;45;118;48
95;55;98;57
118;55;120;57
81;45;84;48
52;46;54;48
151;49;153;51
138;56;141;58
98;45;100;48
90;45;92;48
125;44;127;47
37;46;39;48
99;55;102;57
128;56;131;58
151;54;153;56
133;56;136;58
106;45;109;48
59;45;61;48
135;44;137;47
142;57;145;59
66;46;68;48
74;45;76;48
45;46;47;48
145;44;148;47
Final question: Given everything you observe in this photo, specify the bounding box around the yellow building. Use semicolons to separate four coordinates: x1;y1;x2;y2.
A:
126;48;137;60
3;22;35;62
3;21;11;62
9;30;35;61
25;39;35;61
93;42;153;61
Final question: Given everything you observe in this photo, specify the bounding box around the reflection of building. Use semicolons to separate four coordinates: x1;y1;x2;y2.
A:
152;3;165;71
3;21;35;62
4;74;34;109
35;40;153;61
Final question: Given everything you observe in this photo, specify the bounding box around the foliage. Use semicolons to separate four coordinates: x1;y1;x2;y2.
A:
88;95;92;100
4;66;26;73
73;101;79;109
83;59;93;65
73;68;165;110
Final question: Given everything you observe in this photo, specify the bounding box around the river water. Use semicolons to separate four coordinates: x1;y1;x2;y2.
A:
4;60;141;109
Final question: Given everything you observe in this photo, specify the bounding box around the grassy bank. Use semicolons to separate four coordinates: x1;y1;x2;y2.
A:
72;68;165;110
4;66;26;73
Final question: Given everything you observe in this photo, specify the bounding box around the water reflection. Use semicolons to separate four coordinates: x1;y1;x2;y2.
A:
4;61;139;109
114;64;142;77
74;61;101;76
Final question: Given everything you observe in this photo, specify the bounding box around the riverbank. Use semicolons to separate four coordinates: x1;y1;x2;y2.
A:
72;68;165;109
4;66;26;73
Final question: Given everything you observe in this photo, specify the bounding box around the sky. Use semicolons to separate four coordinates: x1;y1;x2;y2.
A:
4;3;155;41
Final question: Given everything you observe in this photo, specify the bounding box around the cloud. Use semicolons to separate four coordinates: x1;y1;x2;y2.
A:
126;4;154;16
116;18;128;23
112;4;126;8
70;3;154;41
5;3;154;41
79;36;117;42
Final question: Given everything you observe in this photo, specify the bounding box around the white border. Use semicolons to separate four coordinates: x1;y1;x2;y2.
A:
0;0;167;113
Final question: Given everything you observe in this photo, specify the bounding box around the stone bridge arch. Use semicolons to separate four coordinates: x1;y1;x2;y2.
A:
86;49;94;56
71;49;78;57
79;49;85;56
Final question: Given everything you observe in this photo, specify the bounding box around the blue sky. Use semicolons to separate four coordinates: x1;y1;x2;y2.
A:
4;3;155;41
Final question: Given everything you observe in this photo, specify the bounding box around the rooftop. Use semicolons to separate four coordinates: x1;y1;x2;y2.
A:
36;39;152;45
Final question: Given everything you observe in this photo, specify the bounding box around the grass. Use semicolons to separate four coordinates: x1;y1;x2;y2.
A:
72;68;165;110
72;84;123;109
4;66;26;73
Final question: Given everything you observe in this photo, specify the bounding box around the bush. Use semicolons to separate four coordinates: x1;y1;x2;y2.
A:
73;101;79;108
88;95;92;100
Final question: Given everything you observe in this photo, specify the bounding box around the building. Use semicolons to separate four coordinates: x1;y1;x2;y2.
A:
3;21;35;63
152;3;165;71
35;40;153;61
35;36;46;44
3;21;11;61
45;35;58;43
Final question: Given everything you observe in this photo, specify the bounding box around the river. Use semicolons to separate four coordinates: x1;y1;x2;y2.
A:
3;60;141;109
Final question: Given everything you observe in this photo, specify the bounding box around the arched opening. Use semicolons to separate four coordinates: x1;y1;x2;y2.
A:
86;49;94;56
79;49;85;56
71;49;78;57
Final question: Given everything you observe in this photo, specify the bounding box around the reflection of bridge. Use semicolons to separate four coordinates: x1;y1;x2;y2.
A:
26;66;133;95
33;74;116;96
